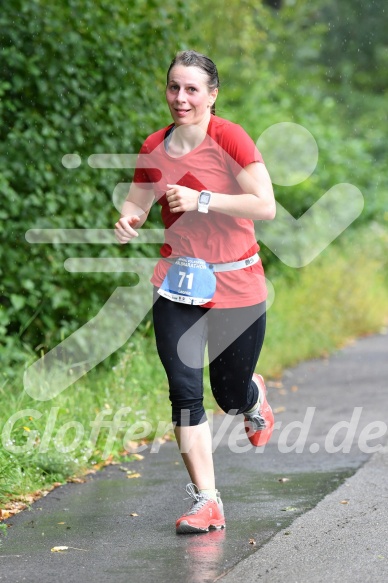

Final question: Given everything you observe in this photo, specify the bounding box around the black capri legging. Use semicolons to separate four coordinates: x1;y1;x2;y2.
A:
152;289;266;426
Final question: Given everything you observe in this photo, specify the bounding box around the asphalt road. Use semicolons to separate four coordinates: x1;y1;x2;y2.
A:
0;332;387;583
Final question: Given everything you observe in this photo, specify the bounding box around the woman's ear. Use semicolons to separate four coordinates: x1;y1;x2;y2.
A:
209;87;218;107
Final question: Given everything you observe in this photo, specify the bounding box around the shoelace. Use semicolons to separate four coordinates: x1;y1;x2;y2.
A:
184;483;211;515
245;378;266;430
248;411;267;431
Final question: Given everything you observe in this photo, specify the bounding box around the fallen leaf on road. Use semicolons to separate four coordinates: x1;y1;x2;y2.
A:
123;440;140;453
340;500;349;505
127;472;141;479
88;455;119;471
267;381;283;389
57;522;66;525
130;513;139;517
291;385;299;392
0;501;28;520
273;406;286;414
152;437;168;446
51;546;88;552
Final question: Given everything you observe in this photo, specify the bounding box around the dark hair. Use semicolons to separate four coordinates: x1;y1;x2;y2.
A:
167;50;219;114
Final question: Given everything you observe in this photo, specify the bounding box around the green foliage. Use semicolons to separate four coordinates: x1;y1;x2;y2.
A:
0;0;187;369
185;0;388;269
1;0;387;511
1;0;387;373
0;329;174;505
261;225;388;375
319;0;388;92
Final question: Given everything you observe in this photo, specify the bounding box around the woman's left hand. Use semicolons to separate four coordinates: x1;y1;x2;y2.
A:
166;184;199;213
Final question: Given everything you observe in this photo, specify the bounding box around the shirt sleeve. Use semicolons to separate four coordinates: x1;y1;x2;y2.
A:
219;122;264;175
133;138;162;190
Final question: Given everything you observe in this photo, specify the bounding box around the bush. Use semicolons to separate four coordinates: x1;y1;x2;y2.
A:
0;0;186;370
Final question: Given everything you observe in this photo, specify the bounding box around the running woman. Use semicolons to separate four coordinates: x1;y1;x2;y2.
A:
115;50;276;534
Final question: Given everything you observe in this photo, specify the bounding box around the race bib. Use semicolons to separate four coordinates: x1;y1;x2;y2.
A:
158;257;216;305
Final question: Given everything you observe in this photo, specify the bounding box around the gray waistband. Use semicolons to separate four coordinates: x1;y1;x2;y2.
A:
211;253;260;272
164;253;260;273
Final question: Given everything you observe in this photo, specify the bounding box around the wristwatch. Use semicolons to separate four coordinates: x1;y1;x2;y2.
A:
197;190;212;213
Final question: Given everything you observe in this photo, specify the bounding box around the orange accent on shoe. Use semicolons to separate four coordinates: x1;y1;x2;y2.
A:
244;373;274;447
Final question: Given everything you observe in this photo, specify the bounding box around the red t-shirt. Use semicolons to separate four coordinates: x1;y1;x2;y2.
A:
133;115;267;308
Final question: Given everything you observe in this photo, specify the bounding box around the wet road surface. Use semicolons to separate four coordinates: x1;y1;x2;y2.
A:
0;332;387;583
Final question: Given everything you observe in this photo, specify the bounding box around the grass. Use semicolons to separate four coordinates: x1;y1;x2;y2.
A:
260;224;388;375
0;224;387;511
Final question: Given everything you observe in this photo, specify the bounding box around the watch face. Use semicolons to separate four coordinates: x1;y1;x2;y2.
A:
199;192;211;205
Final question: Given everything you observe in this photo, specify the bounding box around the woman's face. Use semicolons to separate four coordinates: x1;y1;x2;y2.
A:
166;65;218;127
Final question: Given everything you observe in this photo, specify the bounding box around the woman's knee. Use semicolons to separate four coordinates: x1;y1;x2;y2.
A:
171;399;207;426
210;373;257;416
211;392;248;416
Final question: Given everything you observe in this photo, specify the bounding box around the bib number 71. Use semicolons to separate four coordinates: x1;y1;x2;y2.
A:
178;271;194;290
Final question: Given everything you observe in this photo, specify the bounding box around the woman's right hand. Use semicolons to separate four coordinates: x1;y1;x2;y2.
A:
114;215;141;244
